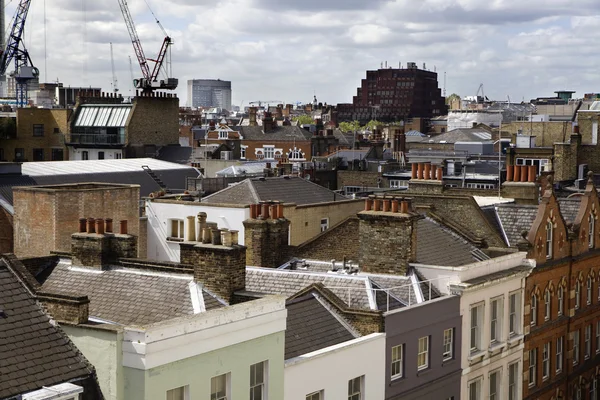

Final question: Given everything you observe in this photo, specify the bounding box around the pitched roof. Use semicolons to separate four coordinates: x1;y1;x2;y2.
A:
422;128;492;144
202;176;348;205
156;145;193;165
39;261;223;326
0;261;95;399
494;204;538;246
239;125;312;141
285;293;357;359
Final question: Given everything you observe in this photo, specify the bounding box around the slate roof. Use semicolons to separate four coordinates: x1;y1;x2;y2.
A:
239;125;312;141
39;261;223;326
421;128;492;144
558;198;581;223
463;265;533;286
493;204;538;246
0;261;95;399
156;145;193;165
246;267;420;311
416;217;487;266
202;176;348;206
285;293;357;359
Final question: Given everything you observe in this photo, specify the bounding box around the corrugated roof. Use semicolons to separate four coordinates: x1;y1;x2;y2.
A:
74;105;132;128
22;158;191;176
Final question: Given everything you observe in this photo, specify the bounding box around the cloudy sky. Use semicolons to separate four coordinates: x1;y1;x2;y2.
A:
7;0;600;107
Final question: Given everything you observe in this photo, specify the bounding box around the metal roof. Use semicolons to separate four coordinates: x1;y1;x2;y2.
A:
74;105;132;128
21;158;192;176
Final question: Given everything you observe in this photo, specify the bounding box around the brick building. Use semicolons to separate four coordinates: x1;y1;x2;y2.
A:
520;175;600;399
337;63;447;124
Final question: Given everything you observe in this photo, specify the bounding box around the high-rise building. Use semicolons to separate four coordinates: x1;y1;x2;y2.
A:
337;62;447;124
187;79;232;110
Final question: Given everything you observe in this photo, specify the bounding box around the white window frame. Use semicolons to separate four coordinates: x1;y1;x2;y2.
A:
348;376;363;400
509;292;520;336
306;391;323;400
250;361;267;400
443;328;453;361
241;145;247;160
489;369;501;400
574;330;580;365
417;336;429;370
468;377;482;400
558;285;564;316
588;277;593;305
528;348;537;387
344;186;361;194
166;385;189;400
546;220;553;259
542;342;550;380
263;146;275;160
211;373;229;400
470;304;483;352
320;218;329;233
218;130;228;139
389;179;409;189
586;324;592;359
530;293;537;326
490;297;503;343
544;289;551;321
508;362;519;400
391;344;403;379
556;336;563;374
168;219;185;240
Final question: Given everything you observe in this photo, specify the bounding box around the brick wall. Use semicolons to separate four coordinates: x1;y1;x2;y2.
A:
240;139;312;161
13;183;140;258
337;170;381;190
503;121;571;147
243;217;290;268
38;292;89;324
127;95;180;150
0;207;13;253
553;140;578;182
291;217;359;260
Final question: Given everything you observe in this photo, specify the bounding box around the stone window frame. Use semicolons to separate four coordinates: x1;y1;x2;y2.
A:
589;212;596;248
585;324;592;360
544;286;552;322
468;376;482;400
509;291;521;336
489;368;501;400
470;302;484;353
588;275;594;306
306;391;323;400
530;291;538;327
596;321;600;355
32;123;44;137
546;220;553;259
557;278;567;317
508;362;519;400
490;296;503;344
250;361;267;400
573;329;580;365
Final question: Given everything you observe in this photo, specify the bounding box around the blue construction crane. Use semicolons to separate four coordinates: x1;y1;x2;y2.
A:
0;0;39;107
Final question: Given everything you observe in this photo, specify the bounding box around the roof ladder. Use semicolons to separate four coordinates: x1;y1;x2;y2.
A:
142;165;171;194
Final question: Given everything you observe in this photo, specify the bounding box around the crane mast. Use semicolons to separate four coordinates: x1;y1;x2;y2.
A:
117;0;177;92
110;42;118;93
0;0;38;107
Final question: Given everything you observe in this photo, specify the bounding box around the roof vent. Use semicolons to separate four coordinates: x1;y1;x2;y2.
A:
0;309;5;318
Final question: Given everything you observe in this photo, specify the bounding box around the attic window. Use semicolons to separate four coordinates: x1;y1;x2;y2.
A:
218;131;228;139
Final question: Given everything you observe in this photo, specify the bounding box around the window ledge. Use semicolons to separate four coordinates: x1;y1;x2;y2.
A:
416;367;430;376
468;349;486;362
442;358;455;367
508;334;524;347
166;237;184;243
488;342;506;354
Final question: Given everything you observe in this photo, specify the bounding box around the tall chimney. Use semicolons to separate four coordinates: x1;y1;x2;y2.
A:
263;111;275;133
243;201;290;268
249;107;258;126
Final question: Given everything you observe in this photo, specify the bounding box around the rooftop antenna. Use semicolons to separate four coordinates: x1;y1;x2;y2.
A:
443;72;447;97
110;42;118;93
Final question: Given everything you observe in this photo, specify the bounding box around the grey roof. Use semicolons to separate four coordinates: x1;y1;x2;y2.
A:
0;261;96;399
246;267;418;311
215;162;269;177
156;145;193;165
422;128;492;144
494;204;538;246
463;265;532;286
202;176;348;205
558;198;580;223
239;125;312;141
39;261;223;326
406;130;425;136
285;293;357;359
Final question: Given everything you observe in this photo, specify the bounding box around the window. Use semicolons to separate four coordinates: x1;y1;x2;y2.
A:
33;123;44;137
241;146;247;159
490;298;502;343
306;391;323;400
597;321;600;354
32;148;44;161
169;219;184;240
468;378;482;400
544;289;551;321
166;386;187;400
589;214;595;248
576;281;581;310
470;304;483;351
558;285;564;316
556;336;563;373
98;151;105;160
443;328;453;361
320;218;329;233
14;147;24;161
575;386;582;400
51;148;63;161
508;363;519;400
591;378;598;400
466;183;495;190
115;152;122;159
586;325;592;359
417;336;429;370
509;292;520;335
53;127;60;133
218;131;228;139
588;277;593;305
82;151;89;160
546;220;553;258
348;376;363;400
263;147;274;160
574;330;580;365
530;293;537;326
211;374;228;400
391;344;403;379
250;361;266;400
528;348;537;387
389;180;409;189
288;147;304;160
542;342;550;380
489;370;500;400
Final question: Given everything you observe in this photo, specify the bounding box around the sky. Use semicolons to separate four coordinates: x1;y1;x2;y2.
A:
6;0;600;107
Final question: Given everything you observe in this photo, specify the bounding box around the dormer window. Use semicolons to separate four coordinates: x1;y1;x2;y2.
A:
589;214;595;248
218;131;228;139
546;221;553;259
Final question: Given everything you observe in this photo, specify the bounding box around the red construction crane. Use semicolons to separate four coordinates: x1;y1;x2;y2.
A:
117;0;177;92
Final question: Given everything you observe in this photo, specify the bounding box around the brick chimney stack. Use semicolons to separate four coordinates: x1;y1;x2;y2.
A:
249;107;258;126
243;201;289;268
263;111;275;133
179;213;246;303
358;196;422;275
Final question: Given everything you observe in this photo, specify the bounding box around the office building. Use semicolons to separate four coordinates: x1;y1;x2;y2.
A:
187;79;232;110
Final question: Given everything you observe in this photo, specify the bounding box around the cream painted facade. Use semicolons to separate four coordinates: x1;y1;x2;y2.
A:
416;253;534;400
284;333;386;400
62;296;286;400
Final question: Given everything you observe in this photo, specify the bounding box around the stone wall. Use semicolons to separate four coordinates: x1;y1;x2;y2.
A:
291;217;360;261
38;292;90;324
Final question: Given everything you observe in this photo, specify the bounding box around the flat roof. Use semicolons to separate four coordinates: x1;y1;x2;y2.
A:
21;158;192;177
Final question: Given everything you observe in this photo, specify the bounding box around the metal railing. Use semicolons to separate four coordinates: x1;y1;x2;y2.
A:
68;133;125;145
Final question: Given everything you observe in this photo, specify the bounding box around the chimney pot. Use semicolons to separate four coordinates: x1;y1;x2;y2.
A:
520;164;528;182
277;203;284;219
105;218;113;233
513;165;520;182
186;216;196;241
417;163;424;179
365;198;373;211
528;165;536;182
202;226;212;244
373;198;381;211
211;228;221;245
400;200;409;214
261;202;270;219
424;163;431;180
87;218;96;234
119;220;128;235
230;230;239;245
507;165;514;182
221;229;232;247
411;163;418;179
79;218;87;233
391;199;399;213
95;219;105;235
382;199;391;212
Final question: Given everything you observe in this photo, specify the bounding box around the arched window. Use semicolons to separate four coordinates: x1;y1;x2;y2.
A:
588;276;593;305
546;221;553;259
544;289;551;321
288;147;304;160
531;293;537;326
576;280;582;310
558;285;564;316
589;214;595;248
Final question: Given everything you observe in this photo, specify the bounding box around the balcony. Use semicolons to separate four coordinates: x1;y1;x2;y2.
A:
67;133;125;147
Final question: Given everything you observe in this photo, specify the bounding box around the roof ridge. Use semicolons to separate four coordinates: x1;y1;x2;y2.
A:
313;292;361;338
